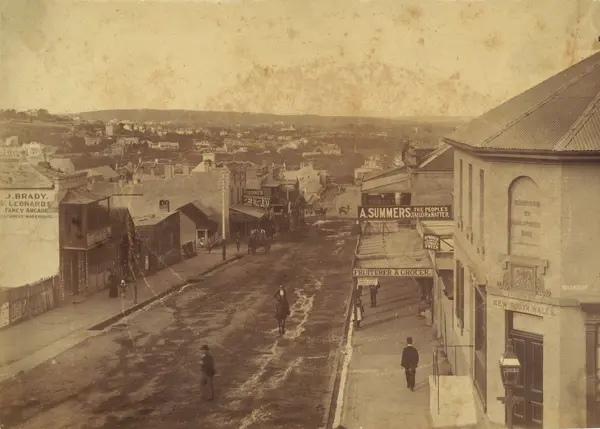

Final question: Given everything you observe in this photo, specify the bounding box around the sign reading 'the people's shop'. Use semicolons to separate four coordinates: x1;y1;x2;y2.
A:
357;205;452;221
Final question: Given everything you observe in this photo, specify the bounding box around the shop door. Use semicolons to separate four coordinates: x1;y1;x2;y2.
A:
510;331;543;428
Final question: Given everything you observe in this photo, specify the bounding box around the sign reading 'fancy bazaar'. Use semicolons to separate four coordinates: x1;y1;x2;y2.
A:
353;268;434;277
357;205;453;221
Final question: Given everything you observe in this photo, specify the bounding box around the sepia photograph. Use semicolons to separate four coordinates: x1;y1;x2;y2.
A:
0;0;599;428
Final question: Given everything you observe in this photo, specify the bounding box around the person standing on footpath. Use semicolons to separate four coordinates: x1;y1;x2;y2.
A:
369;280;380;307
200;345;216;401
401;336;419;391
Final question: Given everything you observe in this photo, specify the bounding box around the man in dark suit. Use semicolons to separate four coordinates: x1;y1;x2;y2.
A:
401;336;419;391
200;345;216;400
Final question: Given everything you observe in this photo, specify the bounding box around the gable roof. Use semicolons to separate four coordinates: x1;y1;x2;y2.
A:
417;144;454;171
0;161;54;189
91;171;224;219
444;51;600;154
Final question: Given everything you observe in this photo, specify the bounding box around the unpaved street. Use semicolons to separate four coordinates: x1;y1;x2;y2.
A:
0;222;355;429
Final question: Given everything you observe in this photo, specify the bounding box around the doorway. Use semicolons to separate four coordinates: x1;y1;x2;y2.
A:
508;316;544;428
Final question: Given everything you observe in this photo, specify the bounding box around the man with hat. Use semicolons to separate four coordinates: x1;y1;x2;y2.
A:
274;284;291;317
200;345;216;400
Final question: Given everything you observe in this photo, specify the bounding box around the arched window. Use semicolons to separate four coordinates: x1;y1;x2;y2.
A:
508;176;541;258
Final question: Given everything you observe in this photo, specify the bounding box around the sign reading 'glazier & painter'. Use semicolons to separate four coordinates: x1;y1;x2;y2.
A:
357;205;452;221
353;268;433;277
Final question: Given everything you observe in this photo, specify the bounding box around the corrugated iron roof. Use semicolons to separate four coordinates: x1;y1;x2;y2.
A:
361;171;411;193
0;162;54;189
230;204;266;219
356;228;433;270
61;188;108;204
445;51;600;153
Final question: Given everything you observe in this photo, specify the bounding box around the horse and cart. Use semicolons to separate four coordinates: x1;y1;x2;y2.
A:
248;229;272;254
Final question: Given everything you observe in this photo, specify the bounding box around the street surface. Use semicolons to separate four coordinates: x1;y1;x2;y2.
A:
0;221;356;429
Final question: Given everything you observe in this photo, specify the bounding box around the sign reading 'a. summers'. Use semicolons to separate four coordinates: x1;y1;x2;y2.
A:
357;205;452;220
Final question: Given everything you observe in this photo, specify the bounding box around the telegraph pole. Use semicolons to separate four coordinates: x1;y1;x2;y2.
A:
221;168;227;261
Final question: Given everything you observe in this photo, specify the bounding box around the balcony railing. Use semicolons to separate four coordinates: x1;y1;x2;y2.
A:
62;225;112;250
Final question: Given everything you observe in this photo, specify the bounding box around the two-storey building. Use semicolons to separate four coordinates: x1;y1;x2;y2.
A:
441;51;600;429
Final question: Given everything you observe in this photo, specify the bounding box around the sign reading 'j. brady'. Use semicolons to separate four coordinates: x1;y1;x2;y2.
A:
0;191;57;219
353;268;433;277
357;205;453;221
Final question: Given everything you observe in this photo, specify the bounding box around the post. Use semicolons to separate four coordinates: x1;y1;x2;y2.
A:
134;278;138;304
506;387;514;429
221;169;227;261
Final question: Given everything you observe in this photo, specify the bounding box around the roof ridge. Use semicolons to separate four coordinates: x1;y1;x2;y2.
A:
481;62;600;148
418;144;451;168
554;89;600;151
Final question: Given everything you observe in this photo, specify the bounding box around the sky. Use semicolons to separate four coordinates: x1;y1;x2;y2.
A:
1;0;599;118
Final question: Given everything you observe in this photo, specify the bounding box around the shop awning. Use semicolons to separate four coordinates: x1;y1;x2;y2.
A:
354;228;433;277
361;172;411;194
230;204;266;222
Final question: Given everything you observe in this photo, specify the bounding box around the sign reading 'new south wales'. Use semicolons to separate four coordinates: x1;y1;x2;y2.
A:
357;205;452;221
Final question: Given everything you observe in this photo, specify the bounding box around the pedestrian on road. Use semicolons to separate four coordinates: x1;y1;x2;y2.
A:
274;284;291;317
401;337;419;391
369;280;380;307
200;345;216;401
108;270;118;298
119;279;127;297
354;296;365;329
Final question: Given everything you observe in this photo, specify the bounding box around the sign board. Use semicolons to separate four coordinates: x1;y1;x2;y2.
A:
0;191;57;219
87;226;112;247
243;195;270;208
423;233;441;250
357;205;452;221
353;268;433;277
492;297;556;317
357;277;378;286
159;199;170;211
244;189;264;197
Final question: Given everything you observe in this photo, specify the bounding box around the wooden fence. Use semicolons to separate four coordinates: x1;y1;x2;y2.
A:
0;275;63;329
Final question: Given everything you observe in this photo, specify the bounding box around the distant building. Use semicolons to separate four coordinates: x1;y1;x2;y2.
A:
84;136;102;146
157;141;180;151
3;136;18;146
116;136;140;146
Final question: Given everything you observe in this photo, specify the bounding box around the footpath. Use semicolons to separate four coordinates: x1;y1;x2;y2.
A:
0;244;241;383
339;277;438;429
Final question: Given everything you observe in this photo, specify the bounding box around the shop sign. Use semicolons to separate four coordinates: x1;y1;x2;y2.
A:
357;277;378;286
0;190;57;219
244;195;270;208
244;189;264;197
87;226;112;247
423;233;441;250
492;297;556;317
353;268;433;277
357;205;452;220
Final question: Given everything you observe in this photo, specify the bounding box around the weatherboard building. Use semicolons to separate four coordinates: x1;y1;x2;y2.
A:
436;51;600;429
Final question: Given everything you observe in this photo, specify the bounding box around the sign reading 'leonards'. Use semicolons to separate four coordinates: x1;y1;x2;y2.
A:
357;205;452;221
353;268;433;277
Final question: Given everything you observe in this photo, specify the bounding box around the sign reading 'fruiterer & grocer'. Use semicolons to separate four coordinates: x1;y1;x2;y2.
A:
357;205;453;221
353;268;433;277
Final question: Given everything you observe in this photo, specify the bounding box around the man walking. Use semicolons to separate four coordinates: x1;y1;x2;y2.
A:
369;280;380;307
401;336;419;391
200;345;216;400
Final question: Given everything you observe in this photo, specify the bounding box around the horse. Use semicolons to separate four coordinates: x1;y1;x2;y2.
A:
275;299;288;335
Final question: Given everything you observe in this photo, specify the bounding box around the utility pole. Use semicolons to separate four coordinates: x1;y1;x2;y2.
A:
221;168;227;261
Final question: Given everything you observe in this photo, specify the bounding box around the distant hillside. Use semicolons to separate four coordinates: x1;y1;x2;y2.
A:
76;109;470;130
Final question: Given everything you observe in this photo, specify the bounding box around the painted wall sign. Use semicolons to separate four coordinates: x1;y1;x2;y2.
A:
509;177;541;257
492;297;556;317
244;195;270;208
0;191;57;219
244;189;264;197
357;277;378;286
423;233;441;250
353;268;433;277
357;205;452;220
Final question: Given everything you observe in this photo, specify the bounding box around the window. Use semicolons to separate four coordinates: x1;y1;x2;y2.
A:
455;261;465;332
468;164;473;240
474;289;486;351
479;169;485;247
459;159;464;230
